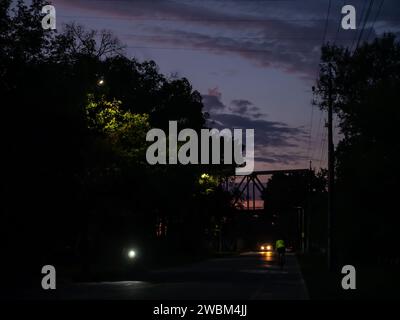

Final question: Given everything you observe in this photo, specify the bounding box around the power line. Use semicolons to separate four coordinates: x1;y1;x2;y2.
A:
306;100;315;162
367;0;385;42
321;0;332;46
310;0;331;167
333;0;346;45
350;0;368;52
355;0;375;51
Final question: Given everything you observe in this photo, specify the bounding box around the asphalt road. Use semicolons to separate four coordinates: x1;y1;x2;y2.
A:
10;252;308;300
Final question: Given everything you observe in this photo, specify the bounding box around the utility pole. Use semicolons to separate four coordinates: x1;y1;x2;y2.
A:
295;206;305;253
307;160;312;253
327;63;335;271
301;207;305;254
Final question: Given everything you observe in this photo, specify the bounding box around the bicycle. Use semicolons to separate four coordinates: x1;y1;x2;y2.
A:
277;247;286;270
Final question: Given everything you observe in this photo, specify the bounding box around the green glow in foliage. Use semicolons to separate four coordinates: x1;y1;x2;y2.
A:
85;94;150;162
198;173;218;194
86;94;149;133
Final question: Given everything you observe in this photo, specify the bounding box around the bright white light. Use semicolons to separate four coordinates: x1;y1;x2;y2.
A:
98;79;104;85
267;245;272;251
128;250;136;259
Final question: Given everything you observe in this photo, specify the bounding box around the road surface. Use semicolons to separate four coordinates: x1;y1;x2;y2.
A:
9;252;308;300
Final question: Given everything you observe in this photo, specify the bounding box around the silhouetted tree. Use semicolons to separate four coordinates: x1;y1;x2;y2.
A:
1;1;229;282
314;34;400;263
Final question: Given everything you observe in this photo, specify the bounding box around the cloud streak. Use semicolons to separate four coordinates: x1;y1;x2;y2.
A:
201;89;307;165
56;0;400;78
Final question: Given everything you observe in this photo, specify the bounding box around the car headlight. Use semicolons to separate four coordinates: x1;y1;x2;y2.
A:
261;246;265;250
267;245;272;251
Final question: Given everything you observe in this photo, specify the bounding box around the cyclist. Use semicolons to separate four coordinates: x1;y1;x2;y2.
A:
275;238;286;269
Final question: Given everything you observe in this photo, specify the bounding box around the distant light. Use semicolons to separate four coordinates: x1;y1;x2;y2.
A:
98;79;104;86
128;250;136;259
267;245;272;251
201;173;209;179
261;246;265;250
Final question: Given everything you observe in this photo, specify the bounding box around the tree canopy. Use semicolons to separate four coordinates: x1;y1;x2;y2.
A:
314;34;400;262
1;1;233;276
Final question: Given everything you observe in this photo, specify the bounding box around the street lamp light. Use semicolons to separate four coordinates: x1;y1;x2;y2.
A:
128;250;136;259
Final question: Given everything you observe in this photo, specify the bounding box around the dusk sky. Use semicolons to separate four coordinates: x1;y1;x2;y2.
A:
51;0;400;171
